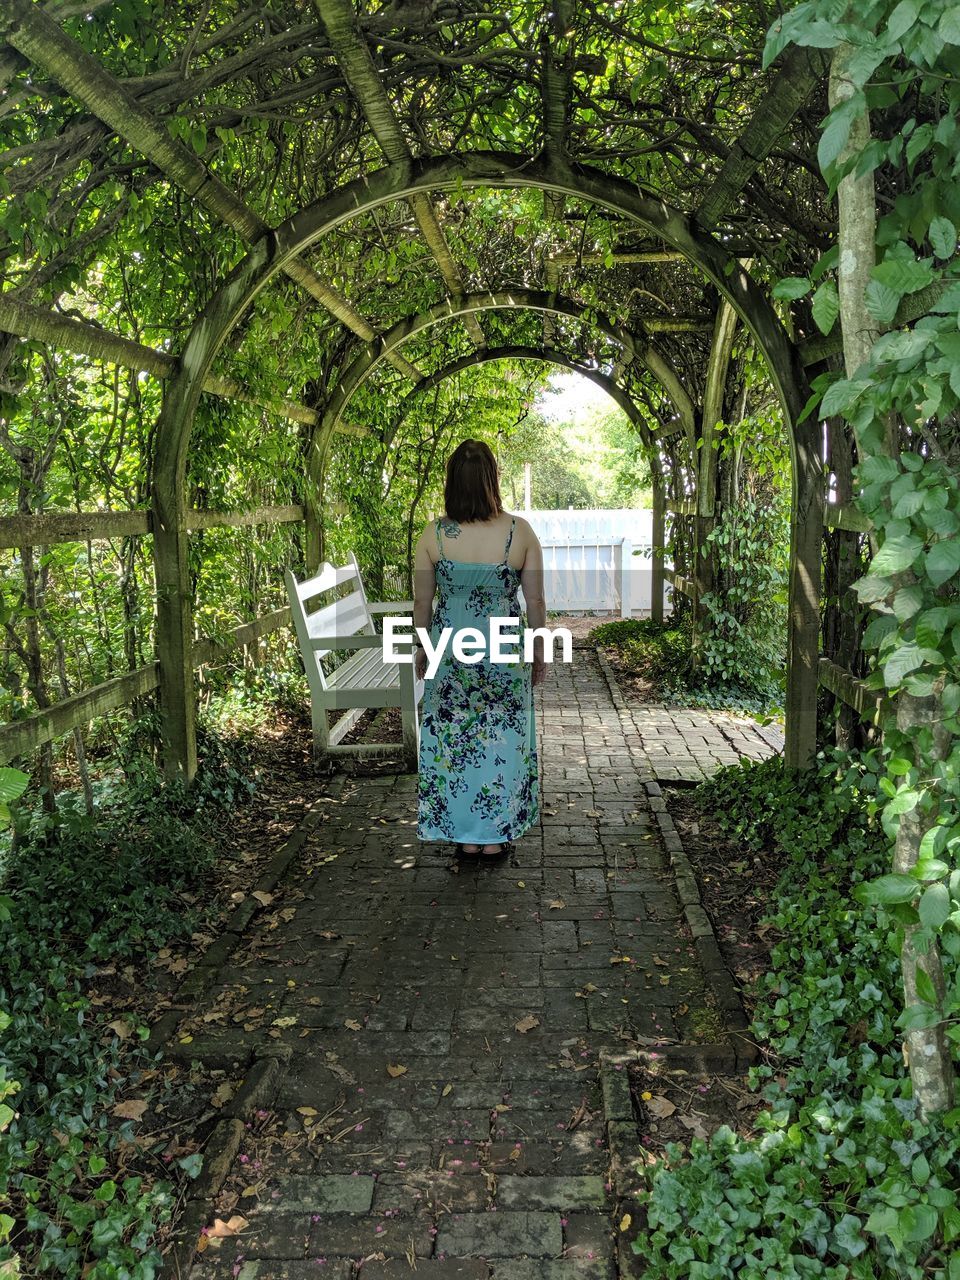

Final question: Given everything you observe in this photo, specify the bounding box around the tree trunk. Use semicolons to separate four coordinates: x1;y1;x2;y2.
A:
830;43;955;1115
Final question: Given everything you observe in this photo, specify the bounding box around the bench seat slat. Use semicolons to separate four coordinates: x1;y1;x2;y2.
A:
328;646;397;691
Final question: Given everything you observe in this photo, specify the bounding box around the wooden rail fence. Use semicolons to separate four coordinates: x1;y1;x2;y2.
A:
0;607;292;765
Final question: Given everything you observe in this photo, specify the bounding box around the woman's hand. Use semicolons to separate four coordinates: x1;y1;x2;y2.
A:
531;656;547;686
415;646;428;681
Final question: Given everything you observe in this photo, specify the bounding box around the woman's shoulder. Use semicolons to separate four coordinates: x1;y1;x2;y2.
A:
505;512;538;541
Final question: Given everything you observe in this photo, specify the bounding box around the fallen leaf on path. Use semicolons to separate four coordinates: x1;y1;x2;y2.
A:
272;1016;298;1028
678;1113;709;1140
514;1014;540;1034
386;1063;408;1077
344;1019;363;1031
297;1106;318;1117
441;1084;453;1097
619;1213;632;1232
106;1019;132;1040
548;899;566;910
652;954;668;967
644;1095;676;1118
112;1100;148;1121
252;891;274;907
207;1216;249;1239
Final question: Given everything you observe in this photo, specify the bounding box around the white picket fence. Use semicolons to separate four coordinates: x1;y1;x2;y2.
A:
521;508;667;616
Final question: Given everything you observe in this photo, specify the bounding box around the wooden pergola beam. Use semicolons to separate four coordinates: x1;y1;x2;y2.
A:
549;249;685;266
313;0;486;350
0;504;305;549
695;46;827;228
540;0;574;349
0;295;370;436
0;0;423;384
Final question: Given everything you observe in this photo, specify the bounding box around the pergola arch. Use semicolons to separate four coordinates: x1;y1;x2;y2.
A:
152;150;821;780
316;289;697;453
382;345;663;453
303;291;699;546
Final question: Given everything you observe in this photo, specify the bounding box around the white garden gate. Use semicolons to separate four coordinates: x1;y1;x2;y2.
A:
521;508;669;616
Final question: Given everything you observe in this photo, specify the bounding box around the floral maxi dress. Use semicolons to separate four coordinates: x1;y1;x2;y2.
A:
417;517;540;844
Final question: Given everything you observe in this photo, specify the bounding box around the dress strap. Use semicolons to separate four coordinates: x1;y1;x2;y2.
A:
435;518;444;557
503;516;516;561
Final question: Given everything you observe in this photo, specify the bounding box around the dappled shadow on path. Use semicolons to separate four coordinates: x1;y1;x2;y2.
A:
169;648;764;1278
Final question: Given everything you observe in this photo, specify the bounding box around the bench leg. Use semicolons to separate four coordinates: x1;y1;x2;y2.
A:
311;700;331;761
399;661;419;772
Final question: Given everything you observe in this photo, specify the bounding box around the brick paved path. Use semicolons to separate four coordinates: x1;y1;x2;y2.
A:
184;649;770;1279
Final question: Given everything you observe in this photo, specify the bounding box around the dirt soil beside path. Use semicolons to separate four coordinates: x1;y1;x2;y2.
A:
663;787;784;1012
623;785;782;1161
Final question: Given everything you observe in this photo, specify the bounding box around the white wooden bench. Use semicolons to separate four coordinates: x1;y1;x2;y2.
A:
284;554;422;766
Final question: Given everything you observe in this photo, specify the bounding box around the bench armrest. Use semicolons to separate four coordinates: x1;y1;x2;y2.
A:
367;600;414;613
308;633;415;651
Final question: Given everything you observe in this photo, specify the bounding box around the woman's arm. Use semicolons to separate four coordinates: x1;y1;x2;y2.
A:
519;524;548;685
412;525;437;679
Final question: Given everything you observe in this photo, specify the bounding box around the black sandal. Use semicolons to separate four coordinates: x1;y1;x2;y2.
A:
478;842;513;860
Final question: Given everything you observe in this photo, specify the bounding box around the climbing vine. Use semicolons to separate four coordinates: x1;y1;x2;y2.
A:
771;0;960;1110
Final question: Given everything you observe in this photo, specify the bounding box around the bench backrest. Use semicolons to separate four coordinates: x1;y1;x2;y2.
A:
284;553;374;693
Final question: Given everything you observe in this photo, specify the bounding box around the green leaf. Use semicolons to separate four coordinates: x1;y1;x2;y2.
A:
929;215;958;259
873;255;936;295
865;278;902;326
0;768;28;805
887;788;920;814
888;0;920;40
926;541;960;587
876;328;934;361
915;966;938;1005
919;883;951;929
939;8;960;44
821;378;871;418
833;1213;867;1258
853;873;918;905
811;280;840;335
773;276;812;300
871;534;923;574
915;607;951;648
883;641;925;686
819;97;863;174
854;573;892;604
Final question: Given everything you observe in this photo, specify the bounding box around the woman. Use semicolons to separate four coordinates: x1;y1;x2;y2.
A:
413;439;546;858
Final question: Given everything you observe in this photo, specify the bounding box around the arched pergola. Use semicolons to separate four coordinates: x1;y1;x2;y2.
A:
357;342;681;641
0;1;833;796
152;153;821;779
301;293;699;561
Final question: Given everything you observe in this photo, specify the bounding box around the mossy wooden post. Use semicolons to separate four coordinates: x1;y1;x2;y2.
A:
784;409;823;770
651;475;665;625
691;302;736;672
153;468;197;783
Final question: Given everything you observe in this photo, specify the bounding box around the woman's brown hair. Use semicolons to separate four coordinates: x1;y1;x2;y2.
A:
444;439;504;522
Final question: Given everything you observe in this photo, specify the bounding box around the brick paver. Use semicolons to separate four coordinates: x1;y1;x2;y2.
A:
183;649;764;1278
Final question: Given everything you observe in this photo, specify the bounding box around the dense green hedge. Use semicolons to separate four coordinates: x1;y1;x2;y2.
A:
0;717;256;1277
635;755;960;1280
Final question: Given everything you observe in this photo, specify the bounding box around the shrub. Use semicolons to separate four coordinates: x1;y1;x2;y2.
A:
591;616;781;718
0;724;254;1276
634;754;960;1279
